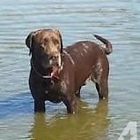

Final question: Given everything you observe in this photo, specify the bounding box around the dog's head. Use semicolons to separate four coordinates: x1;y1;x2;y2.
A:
25;29;63;72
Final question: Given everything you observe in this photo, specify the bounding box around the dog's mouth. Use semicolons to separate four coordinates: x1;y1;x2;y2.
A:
44;64;60;79
50;65;60;79
41;56;61;79
31;58;61;80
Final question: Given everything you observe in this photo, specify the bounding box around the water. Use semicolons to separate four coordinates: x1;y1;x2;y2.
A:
0;0;140;139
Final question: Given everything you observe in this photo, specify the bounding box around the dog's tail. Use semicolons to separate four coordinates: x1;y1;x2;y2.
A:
94;35;113;55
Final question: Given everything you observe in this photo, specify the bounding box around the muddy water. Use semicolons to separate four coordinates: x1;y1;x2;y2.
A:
0;0;140;140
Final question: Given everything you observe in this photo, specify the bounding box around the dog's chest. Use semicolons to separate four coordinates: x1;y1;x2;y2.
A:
42;79;66;103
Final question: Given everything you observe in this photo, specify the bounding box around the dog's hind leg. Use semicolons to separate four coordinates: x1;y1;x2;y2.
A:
91;64;109;100
75;82;86;98
75;86;82;98
95;79;108;99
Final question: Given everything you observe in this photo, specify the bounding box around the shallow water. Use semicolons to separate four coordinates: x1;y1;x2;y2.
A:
0;0;140;140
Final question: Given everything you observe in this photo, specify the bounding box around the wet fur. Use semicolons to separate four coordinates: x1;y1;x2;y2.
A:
25;29;112;113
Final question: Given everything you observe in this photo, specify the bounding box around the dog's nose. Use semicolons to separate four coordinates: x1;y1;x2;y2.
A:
52;55;58;61
49;55;58;61
49;54;60;66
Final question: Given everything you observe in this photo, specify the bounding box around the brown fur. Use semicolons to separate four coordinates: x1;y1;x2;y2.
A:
25;29;112;113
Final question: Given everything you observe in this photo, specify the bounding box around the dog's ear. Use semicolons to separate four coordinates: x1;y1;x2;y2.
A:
54;30;63;53
25;31;35;56
59;32;63;54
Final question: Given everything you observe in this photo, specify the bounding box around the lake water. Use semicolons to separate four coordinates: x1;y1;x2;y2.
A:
0;0;140;140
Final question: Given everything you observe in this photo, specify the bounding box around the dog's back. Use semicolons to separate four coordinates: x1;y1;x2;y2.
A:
64;36;112;98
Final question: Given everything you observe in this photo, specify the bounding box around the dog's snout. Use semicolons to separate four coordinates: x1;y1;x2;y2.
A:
52;55;58;61
49;55;59;61
48;54;61;67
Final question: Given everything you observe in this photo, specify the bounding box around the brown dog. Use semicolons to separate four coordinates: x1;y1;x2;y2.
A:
25;29;112;113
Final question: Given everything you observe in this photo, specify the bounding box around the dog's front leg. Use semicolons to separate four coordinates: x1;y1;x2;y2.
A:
34;100;45;113
63;95;76;114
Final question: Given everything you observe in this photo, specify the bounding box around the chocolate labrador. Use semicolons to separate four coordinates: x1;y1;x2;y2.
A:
25;29;112;113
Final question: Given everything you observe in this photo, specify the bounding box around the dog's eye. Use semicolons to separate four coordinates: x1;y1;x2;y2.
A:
53;39;59;45
40;45;45;50
44;38;48;43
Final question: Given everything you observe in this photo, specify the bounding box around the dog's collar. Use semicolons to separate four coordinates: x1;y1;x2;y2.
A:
31;59;63;80
31;59;52;79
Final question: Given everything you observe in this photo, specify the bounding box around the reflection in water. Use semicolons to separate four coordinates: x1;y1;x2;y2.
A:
30;100;110;140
